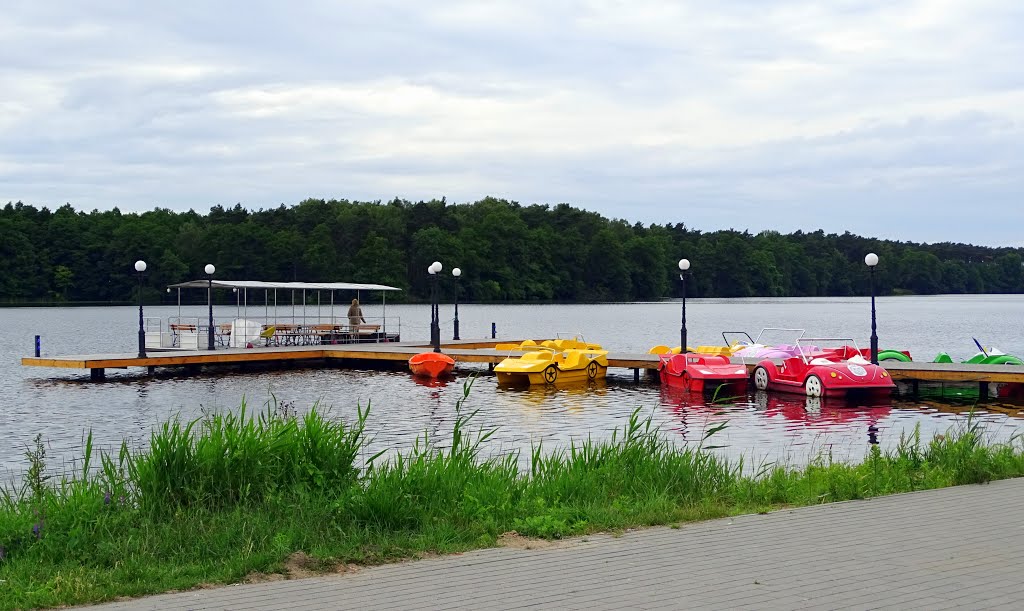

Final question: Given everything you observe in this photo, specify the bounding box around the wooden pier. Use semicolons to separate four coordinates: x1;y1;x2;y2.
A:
20;341;1024;396
21;339;655;380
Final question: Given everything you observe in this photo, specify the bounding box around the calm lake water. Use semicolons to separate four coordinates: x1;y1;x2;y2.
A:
3;295;1024;479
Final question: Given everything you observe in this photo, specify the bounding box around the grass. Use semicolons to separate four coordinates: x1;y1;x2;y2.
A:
1;378;1023;609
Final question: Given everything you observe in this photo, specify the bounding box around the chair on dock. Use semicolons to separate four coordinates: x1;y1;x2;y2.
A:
216;323;232;346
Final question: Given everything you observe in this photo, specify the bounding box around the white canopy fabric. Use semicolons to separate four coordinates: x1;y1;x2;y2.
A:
167;280;402;292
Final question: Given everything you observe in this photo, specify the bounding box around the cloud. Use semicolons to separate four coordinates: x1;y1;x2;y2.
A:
0;0;1021;245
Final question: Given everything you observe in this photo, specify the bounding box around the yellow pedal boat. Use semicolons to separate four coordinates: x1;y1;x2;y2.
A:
647;344;742;357
496;337;604;352
495;345;609;386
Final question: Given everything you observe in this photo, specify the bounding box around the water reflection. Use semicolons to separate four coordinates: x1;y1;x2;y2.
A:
753;392;893;427
647;380;1024;467
7;367;1024;478
412;376;452;390
497;380;609;414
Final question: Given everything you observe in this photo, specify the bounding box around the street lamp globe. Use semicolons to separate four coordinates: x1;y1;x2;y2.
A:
205;263;216;275
428;265;437;275
431;261;443;273
135;260;147;273
865;253;879;267
678;258;690;271
452;267;461;278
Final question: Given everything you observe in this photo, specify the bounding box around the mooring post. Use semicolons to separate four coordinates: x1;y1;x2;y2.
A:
491;322;496;339
979;381;990;399
634;368;640;383
911;380;919;396
148;366;156;376
90;368;105;381
34;335;40;357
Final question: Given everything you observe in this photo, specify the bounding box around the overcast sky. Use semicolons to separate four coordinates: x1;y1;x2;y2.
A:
2;1;1022;246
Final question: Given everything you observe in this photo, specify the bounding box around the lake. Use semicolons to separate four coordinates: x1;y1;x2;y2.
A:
3;295;1024;479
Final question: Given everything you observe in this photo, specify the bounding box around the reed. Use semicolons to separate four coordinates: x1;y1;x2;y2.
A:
128;400;367;513
1;386;1022;610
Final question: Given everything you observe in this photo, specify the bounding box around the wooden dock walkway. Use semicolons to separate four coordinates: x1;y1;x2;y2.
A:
20;339;655;380
20;340;1024;393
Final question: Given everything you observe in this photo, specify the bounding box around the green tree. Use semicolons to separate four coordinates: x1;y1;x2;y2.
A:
53;265;74;300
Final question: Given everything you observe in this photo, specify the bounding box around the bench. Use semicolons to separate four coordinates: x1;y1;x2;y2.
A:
170;324;198;348
350;324;381;343
307;324;340;344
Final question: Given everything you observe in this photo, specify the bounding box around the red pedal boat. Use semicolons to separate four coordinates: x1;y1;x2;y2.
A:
752;338;894;398
408;352;455;378
658;353;749;394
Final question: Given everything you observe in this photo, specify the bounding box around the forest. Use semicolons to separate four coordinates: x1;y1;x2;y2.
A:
2;197;1022;304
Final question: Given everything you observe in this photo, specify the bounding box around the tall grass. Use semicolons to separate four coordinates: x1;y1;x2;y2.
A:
130;400;368;512
1;382;1023;610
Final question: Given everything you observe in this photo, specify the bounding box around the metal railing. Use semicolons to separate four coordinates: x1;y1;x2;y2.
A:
145;315;402;350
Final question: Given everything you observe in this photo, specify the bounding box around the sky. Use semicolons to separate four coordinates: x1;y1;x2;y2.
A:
2;1;1022;246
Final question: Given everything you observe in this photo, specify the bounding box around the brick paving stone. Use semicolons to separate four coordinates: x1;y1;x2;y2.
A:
85;479;1024;610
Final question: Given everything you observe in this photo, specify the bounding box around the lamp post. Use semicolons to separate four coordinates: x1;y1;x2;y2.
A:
205;263;216;351
452;267;462;341
865;253;879;365
678;258;690;353
135;260;147;358
429;261;442;352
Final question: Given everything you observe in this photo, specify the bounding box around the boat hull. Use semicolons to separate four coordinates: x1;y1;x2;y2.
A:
408;352;455;378
497;365;607;386
659;372;749;394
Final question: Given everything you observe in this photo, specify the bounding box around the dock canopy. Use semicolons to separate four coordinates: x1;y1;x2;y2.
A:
167;280;402;291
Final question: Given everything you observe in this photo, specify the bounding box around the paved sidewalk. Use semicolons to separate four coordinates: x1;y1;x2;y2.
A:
92;479;1024;610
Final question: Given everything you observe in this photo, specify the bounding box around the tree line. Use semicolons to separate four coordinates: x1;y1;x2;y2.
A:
2;197;1022;304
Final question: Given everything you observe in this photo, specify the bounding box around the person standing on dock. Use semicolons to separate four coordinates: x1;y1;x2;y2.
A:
348;298;366;327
